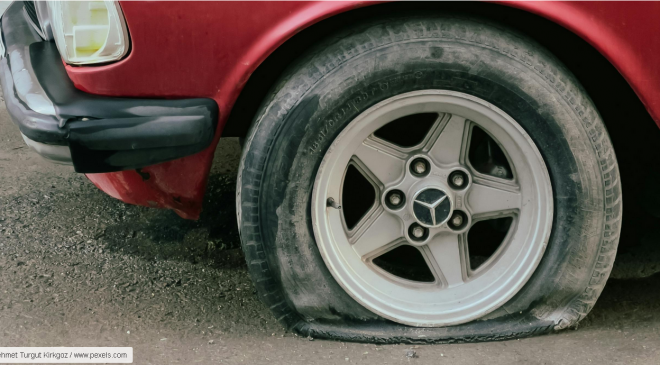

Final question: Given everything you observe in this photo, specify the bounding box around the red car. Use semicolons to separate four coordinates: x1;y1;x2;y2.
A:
4;1;659;342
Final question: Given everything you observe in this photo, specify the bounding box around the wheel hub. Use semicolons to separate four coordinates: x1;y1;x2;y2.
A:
381;154;468;245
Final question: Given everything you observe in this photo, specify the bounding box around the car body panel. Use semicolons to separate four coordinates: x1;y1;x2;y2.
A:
68;1;660;219
80;1;360;219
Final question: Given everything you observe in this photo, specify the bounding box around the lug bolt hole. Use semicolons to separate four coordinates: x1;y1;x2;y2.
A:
448;210;468;230
448;170;469;190
408;223;429;241
385;190;406;210
410;158;431;177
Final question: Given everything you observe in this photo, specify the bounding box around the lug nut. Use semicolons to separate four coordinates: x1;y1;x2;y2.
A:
414;161;427;174
385;190;405;209
451;214;463;227
448;170;469;190
408;223;428;241
410;158;430;177
389;193;402;206
412;226;425;238
448;211;467;230
452;174;465;187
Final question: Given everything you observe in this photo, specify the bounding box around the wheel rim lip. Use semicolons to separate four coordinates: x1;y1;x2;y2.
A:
311;90;553;327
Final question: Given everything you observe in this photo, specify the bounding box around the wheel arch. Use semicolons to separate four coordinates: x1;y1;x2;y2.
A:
222;1;659;140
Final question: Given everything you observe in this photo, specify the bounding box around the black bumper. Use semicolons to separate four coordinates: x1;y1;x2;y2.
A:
0;2;217;173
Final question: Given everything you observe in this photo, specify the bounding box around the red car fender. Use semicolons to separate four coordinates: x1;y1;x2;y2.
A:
79;1;362;219
68;1;660;219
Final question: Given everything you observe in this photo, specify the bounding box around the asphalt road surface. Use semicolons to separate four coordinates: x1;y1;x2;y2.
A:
1;100;659;364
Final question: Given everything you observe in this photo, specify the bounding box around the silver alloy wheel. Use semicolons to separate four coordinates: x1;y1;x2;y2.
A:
311;90;553;327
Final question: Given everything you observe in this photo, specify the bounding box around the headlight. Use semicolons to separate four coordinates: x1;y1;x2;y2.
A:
47;1;129;65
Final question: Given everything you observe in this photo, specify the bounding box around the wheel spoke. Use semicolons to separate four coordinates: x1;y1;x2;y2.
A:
353;142;406;187
425;232;466;287
427;114;468;165
351;210;403;258
467;181;522;217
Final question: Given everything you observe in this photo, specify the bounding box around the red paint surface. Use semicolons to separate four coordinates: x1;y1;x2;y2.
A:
78;1;660;219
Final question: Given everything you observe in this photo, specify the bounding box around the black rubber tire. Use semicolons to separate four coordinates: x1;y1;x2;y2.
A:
237;14;621;343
